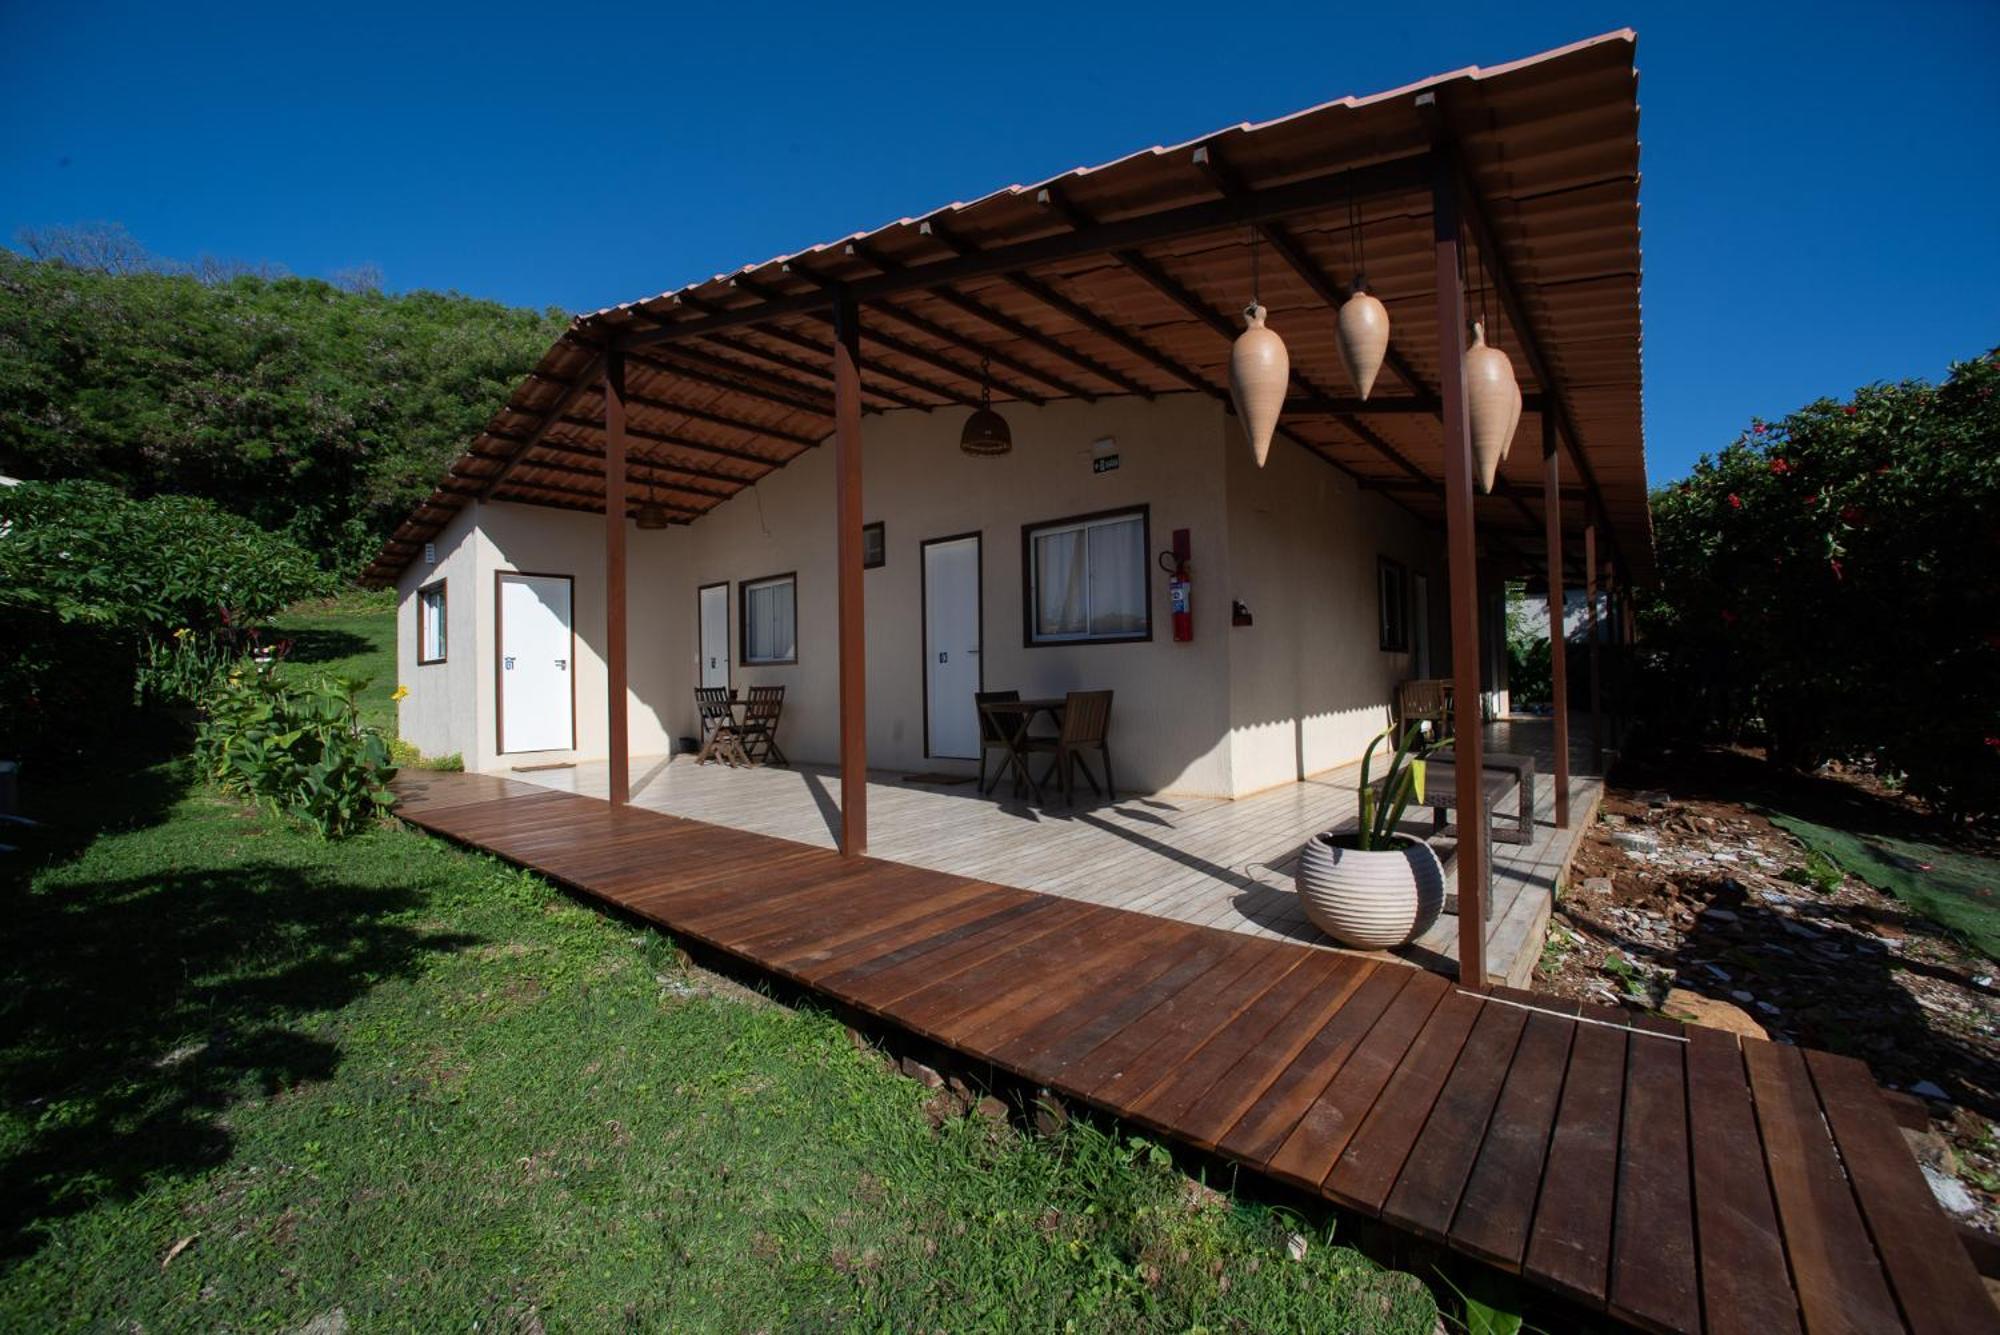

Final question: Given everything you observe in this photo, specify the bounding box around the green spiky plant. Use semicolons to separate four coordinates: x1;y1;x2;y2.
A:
1349;722;1438;851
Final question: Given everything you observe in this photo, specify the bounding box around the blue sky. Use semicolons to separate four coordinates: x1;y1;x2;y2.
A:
3;2;1995;482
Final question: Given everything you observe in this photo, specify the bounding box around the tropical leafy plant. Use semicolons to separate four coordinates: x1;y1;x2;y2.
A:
195;662;397;837
1352;723;1436;850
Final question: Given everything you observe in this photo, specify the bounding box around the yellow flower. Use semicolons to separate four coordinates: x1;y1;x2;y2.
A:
173;627;192;641
391;685;410;702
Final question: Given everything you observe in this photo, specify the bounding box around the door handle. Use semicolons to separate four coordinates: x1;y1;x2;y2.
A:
938;651;948;663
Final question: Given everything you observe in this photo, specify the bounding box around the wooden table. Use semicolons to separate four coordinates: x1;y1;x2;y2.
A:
977;697;1067;803
695;692;750;767
1432;746;1537;845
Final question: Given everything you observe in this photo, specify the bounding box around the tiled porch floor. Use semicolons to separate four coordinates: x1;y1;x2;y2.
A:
504;717;1601;987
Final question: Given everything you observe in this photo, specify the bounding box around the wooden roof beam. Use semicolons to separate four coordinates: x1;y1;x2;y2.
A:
488;472;697;518
483;453;718;509
921;218;1212;394
626;303;917;411
477;437;743;499
547;413;792;472
616;150;1433;348
1044;182;1433;489
731;275;1009;406
478;351;604;500
844;239;1152;400
784;255;1091;402
689;289;975;408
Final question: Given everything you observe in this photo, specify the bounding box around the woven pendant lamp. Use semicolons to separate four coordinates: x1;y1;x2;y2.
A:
959;358;1011;456
634;472;671;530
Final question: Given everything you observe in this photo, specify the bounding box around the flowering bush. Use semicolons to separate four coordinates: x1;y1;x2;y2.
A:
195;662;396;837
1642;348;2000;819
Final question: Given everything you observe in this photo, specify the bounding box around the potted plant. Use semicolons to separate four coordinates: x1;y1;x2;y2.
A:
1295;723;1446;948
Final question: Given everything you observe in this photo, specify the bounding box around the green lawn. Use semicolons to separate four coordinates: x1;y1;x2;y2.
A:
0;766;1437;1331
1771;813;2000;961
268;589;399;736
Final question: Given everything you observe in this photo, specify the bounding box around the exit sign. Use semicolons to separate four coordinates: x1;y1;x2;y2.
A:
1092;453;1120;475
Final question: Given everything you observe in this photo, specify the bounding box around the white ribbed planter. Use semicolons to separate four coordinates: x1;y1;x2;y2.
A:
1295;833;1445;949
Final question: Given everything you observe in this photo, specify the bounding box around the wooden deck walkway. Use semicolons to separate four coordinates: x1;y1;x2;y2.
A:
393;770;1995;1335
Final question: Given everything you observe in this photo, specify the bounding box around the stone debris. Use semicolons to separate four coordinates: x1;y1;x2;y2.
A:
1539;766;2000;1236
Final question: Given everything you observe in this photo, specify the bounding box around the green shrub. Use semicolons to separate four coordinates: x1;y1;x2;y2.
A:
0;479;331;764
196;662;396;837
387;738;464;772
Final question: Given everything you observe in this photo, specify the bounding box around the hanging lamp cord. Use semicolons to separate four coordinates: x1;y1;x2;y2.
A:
1249;225;1261;308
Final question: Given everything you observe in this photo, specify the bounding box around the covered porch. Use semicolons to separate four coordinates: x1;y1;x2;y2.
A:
507;715;1599;987
372;34;1652;985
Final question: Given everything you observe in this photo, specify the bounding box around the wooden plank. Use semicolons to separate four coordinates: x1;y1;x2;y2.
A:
942;917;1195;1060
1685;1026;1803;1335
1263;969;1450;1189
1744;1038;1904;1335
1379;995;1530;1240
1056;937;1292;1105
1132;951;1370;1139
1214;963;1412;1166
1609;1015;1699;1335
1520;1008;1624;1303
1325;986;1487;1211
1806;1049;1996;1335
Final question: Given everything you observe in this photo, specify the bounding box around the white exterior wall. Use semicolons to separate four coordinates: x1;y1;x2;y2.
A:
395;392;1459;798
394;505;479;762
655;395;1237;797
1219;417;1445;795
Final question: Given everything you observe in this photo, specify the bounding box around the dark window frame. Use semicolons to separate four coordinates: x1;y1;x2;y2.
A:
1378;556;1410;653
738;570;799;666
416;578;447;665
1019;504;1153;648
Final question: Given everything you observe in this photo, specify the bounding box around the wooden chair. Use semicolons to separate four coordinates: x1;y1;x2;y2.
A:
737;684;788;767
1395;678;1455;741
974;689;1022;796
1021;690;1115;806
694;687;747;766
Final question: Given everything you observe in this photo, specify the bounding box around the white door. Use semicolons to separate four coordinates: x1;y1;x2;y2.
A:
698;583;729;689
498;573;573;753
923;535;981;759
1412;573;1432;678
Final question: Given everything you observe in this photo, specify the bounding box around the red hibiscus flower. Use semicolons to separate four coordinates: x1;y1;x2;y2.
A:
1829;558;1844;581
1840;505;1865;526
1804;492;1820;507
1751;422;1766;435
1728;493;1743;510
1843;405;1858;416
1769;457;1791;475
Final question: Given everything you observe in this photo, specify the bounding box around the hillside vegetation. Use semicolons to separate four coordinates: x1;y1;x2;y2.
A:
0;244;564;576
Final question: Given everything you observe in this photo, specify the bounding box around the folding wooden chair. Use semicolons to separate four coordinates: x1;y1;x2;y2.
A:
694;687;747;766
736;685;788;767
1021;690;1115;805
974;689;1022;796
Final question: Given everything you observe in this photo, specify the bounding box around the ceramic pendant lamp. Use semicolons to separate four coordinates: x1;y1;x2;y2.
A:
1336;283;1390;400
1229;302;1289;467
1464;320;1518;493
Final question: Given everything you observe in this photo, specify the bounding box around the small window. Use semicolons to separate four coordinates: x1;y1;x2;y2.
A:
1378;557;1409;652
1023;507;1150;645
417;580;447;664
863;521;886;570
740;573;797;665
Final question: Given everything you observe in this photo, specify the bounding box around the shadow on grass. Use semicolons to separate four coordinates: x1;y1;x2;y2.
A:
0;770;474;1259
273;625;373;666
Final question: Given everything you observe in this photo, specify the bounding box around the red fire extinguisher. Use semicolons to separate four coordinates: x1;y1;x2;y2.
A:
1160;528;1193;642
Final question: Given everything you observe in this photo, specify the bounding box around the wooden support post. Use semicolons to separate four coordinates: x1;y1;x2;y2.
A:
1432;154;1486;986
1585;521;1602;773
604;348;630;807
1542;414;1570;828
831;290;868;856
